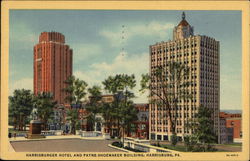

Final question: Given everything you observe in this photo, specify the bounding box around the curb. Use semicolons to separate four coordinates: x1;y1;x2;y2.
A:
9;137;81;142
108;144;133;153
9;136;111;142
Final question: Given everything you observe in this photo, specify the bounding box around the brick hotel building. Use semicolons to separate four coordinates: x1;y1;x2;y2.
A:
220;112;242;142
149;12;220;141
34;32;73;104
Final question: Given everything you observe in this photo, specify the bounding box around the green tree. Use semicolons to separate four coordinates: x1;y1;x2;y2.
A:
9;89;34;131
100;102;115;135
86;85;103;131
63;75;88;134
194;106;217;151
34;92;57;130
66;108;79;134
184;135;197;152
63;75;88;104
140;62;190;145
102;74;137;138
120;100;138;146
185;106;217;152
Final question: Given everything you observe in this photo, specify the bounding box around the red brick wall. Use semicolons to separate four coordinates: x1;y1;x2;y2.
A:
34;32;72;104
226;119;241;138
220;112;241;118
219;112;242;139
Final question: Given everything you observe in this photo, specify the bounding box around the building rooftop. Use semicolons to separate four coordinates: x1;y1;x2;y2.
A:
177;12;190;27
220;112;242;118
177;19;190;27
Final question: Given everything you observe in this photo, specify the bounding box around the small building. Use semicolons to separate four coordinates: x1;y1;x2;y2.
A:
219;112;242;143
219;117;233;144
129;104;149;140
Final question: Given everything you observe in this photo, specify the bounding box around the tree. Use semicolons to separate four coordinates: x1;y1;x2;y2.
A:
34;92;57;130
120;100;138;146
100;102;116;135
184;134;197;152
66;108;79;135
9;89;34;131
85;85;103;131
63;75;88;134
140;62;190;145
185;106;217;152
86;85;102;114
102;74;138;138
63;75;88;104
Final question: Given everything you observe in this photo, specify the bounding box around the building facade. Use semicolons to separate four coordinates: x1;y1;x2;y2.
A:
129;104;149;139
149;12;220;141
34;32;73;104
219;117;233;144
220;112;242;142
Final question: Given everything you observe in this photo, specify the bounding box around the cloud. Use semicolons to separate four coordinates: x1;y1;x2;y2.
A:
70;43;102;63
100;21;174;47
74;51;149;103
9;78;33;96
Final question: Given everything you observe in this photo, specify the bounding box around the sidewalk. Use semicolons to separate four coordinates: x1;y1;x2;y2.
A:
9;134;108;142
8;142;15;152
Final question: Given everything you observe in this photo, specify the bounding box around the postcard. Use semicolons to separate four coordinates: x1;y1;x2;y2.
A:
1;1;249;160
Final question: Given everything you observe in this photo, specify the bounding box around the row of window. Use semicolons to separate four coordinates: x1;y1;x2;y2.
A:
200;47;219;54
152;51;198;60
151;127;195;134
151;106;198;111
151;44;198;54
150;113;198;120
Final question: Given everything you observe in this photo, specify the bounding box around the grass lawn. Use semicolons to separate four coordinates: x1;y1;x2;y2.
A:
222;143;242;147
216;149;229;152
161;144;187;152
9;128;29;137
9;128;28;133
160;144;235;152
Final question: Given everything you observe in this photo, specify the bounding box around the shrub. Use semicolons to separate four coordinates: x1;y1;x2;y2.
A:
170;134;178;146
124;146;144;152
112;141;122;148
184;135;197;152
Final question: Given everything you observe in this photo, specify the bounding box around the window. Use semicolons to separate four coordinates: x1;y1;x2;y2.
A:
163;135;168;141
151;133;156;140
141;124;146;130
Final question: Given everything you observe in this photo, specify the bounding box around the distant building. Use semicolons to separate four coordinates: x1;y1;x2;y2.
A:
101;94;115;103
220;112;242;143
87;94;149;138
87;94;117;135
129;104;149;139
219;117;233;144
34;32;73;104
149;12;220;141
220;112;242;140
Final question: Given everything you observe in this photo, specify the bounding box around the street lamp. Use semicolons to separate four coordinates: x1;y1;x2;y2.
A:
121;119;125;148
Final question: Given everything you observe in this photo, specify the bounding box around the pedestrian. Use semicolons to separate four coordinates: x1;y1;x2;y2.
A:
14;132;16;139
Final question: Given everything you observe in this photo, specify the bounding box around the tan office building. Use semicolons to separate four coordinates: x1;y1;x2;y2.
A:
149;12;220;141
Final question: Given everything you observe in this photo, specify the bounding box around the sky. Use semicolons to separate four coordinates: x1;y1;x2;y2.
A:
9;10;242;110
